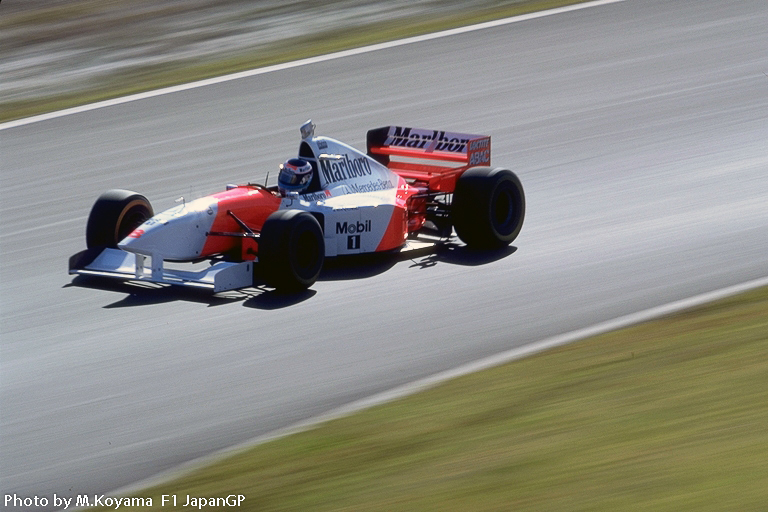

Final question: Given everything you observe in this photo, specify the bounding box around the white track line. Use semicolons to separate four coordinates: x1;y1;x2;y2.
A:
2;0;625;132
107;275;768;499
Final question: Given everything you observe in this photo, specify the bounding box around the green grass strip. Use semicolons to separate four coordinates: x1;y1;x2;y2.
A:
93;286;768;511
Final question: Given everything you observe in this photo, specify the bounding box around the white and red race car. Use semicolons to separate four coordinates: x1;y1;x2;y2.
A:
69;121;525;291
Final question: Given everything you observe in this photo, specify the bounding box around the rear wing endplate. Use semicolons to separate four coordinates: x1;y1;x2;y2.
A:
367;126;491;191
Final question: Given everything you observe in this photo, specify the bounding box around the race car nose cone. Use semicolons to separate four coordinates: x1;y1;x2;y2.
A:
119;227;147;248
118;200;217;260
117;225;155;254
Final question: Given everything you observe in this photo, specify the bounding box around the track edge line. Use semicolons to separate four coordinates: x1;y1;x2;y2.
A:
1;0;625;132
95;274;768;505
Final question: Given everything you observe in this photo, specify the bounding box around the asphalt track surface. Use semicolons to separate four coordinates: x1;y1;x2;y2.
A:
2;0;767;505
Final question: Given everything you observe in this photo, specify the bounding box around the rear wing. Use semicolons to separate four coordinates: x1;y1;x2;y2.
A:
367;126;491;192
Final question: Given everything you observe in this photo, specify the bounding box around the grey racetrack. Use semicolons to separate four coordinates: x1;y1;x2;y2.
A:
2;0;767;504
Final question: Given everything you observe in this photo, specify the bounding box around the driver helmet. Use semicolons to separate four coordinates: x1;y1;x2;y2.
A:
278;158;313;195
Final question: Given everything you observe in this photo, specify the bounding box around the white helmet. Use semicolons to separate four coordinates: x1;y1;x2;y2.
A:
278;158;313;195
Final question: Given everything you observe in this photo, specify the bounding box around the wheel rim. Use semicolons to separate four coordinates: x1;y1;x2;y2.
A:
117;207;150;241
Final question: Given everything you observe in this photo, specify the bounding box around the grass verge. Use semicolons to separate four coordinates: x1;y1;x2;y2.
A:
94;285;768;511
1;0;589;123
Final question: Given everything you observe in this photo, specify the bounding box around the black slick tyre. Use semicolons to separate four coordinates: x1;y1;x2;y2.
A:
452;167;525;249
259;210;325;291
86;189;154;249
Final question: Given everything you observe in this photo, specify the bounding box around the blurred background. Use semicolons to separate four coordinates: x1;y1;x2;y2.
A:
0;0;552;120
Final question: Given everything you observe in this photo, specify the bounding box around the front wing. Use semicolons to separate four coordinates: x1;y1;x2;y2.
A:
69;248;254;292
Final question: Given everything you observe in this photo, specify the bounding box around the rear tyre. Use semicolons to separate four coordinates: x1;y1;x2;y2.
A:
86;189;153;249
452;167;525;249
259;210;325;291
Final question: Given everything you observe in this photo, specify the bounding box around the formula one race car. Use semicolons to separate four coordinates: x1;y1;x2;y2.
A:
69;121;525;292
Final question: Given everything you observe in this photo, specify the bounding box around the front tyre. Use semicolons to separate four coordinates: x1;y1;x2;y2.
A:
86;189;154;249
259;210;325;291
452;167;525;249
